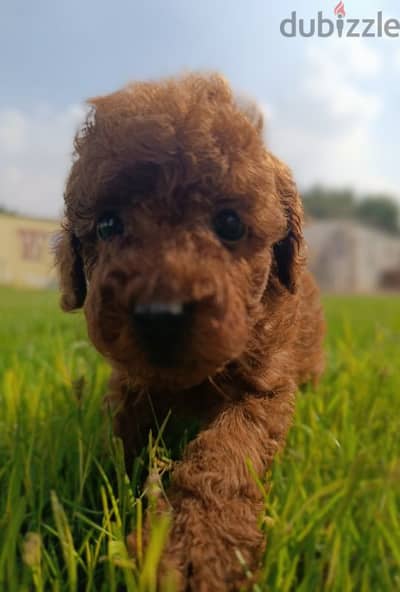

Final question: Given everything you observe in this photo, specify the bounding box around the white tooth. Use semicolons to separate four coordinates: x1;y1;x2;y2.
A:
135;302;184;315
169;302;184;315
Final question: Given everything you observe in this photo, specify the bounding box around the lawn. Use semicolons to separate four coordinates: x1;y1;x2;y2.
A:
0;286;399;591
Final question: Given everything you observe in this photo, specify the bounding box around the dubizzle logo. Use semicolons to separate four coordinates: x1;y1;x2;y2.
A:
280;2;400;38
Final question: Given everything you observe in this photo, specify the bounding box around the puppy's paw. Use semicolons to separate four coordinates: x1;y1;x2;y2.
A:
160;499;261;591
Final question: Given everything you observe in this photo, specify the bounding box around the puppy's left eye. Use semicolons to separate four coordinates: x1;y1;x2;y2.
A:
96;213;124;241
213;209;246;243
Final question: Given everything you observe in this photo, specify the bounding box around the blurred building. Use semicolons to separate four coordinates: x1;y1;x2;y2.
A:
0;213;59;289
305;220;400;292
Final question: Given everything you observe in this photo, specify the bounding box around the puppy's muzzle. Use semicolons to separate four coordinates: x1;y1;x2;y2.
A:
132;301;194;367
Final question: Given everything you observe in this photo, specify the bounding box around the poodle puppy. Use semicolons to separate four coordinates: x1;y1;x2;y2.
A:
56;73;324;591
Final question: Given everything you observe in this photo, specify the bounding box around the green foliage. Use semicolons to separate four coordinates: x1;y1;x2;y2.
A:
0;287;399;591
0;205;15;215
302;187;356;220
356;195;400;235
303;186;400;235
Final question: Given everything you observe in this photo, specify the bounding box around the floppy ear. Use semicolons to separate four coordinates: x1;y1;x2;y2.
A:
271;156;305;293
54;227;87;311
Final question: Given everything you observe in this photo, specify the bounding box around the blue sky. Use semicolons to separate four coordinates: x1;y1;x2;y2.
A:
1;0;399;217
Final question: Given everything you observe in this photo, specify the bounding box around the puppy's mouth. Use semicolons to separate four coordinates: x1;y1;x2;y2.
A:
130;300;194;368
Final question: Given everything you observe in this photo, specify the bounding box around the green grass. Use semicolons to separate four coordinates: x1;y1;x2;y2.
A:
0;286;399;591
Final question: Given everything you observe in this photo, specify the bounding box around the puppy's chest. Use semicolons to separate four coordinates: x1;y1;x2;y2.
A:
123;386;218;457
147;384;220;427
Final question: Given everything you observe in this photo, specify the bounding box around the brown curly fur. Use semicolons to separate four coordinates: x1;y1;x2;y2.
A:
55;73;324;591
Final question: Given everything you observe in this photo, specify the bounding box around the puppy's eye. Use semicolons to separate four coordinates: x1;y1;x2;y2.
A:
213;209;246;243
96;213;124;241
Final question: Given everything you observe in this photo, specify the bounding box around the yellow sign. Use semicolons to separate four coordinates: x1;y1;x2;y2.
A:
0;214;59;289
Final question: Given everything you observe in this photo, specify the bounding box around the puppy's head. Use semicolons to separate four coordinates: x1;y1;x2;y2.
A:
56;74;304;389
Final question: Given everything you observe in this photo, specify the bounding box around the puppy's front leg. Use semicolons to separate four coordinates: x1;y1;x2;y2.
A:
158;386;295;591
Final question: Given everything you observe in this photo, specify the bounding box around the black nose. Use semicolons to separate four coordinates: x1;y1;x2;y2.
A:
132;302;192;366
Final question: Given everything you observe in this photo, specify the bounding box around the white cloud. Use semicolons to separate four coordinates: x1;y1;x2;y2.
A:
304;39;382;80
257;102;274;122
343;41;382;78
0;110;27;155
304;41;382;120
0;104;85;219
268;39;399;201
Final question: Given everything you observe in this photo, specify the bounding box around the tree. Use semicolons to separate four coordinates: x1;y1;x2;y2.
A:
302;186;355;219
302;186;400;235
0;204;15;215
356;195;400;235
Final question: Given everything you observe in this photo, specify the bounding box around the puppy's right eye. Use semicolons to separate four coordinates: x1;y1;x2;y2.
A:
96;213;124;241
213;209;246;244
